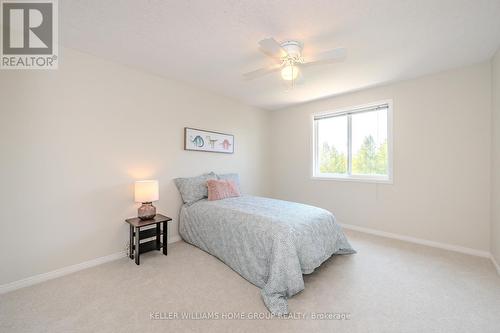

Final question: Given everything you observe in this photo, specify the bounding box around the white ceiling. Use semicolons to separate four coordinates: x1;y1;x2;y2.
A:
61;0;500;110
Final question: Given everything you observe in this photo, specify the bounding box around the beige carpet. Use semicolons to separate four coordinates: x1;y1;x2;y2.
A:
1;230;499;333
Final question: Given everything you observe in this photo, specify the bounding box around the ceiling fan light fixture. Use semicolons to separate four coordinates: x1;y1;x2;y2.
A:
243;37;346;85
281;65;300;81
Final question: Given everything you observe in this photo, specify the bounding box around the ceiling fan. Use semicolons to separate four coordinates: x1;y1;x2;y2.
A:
243;38;346;85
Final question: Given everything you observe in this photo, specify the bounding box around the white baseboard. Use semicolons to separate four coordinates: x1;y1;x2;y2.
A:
0;235;183;295
491;254;500;276
1;227;494;295
0;251;127;295
341;223;491;258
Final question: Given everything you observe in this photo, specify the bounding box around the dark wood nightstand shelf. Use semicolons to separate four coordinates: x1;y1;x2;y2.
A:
133;240;163;254
125;214;172;265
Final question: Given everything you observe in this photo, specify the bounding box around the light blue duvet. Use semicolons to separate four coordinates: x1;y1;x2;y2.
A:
179;195;355;314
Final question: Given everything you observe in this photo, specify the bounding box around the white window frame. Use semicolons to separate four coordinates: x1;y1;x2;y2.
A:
311;100;394;184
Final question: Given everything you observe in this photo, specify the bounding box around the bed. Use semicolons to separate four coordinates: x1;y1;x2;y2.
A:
178;192;355;315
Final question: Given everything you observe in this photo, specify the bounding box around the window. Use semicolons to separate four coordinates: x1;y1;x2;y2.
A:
312;101;393;183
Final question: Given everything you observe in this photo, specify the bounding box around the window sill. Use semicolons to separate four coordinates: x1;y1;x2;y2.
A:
311;175;393;184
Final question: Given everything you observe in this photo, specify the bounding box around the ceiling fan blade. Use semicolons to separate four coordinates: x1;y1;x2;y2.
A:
242;64;282;80
303;48;347;67
258;38;286;59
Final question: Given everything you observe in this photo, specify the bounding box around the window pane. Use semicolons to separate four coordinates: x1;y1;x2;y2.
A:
317;115;348;174
351;109;388;176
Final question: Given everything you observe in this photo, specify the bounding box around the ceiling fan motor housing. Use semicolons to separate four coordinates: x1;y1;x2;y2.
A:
281;40;303;58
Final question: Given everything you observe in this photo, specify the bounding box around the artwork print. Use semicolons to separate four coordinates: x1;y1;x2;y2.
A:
184;128;234;154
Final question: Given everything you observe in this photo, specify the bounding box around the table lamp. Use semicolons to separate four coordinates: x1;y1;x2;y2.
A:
134;180;159;220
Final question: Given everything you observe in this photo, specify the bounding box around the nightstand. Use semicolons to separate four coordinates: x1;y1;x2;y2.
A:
125;214;172;265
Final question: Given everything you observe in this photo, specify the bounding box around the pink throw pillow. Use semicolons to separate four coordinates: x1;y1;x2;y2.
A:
207;179;241;201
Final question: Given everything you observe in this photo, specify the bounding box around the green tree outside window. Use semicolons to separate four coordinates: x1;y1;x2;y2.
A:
320;136;387;175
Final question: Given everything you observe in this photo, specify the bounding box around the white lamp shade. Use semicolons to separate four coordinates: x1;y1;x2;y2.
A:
134;180;159;203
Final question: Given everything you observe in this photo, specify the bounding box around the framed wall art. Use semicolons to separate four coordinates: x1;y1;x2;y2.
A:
184;127;234;154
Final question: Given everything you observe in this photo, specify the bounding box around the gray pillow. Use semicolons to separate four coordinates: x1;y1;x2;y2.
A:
217;173;241;192
174;172;217;205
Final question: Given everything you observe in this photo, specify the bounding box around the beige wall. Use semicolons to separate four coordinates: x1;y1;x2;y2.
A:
1;49;497;286
270;63;492;252
492;50;500;265
0;48;270;285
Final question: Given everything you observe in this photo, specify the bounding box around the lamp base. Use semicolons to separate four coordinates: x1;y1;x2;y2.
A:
138;202;156;220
